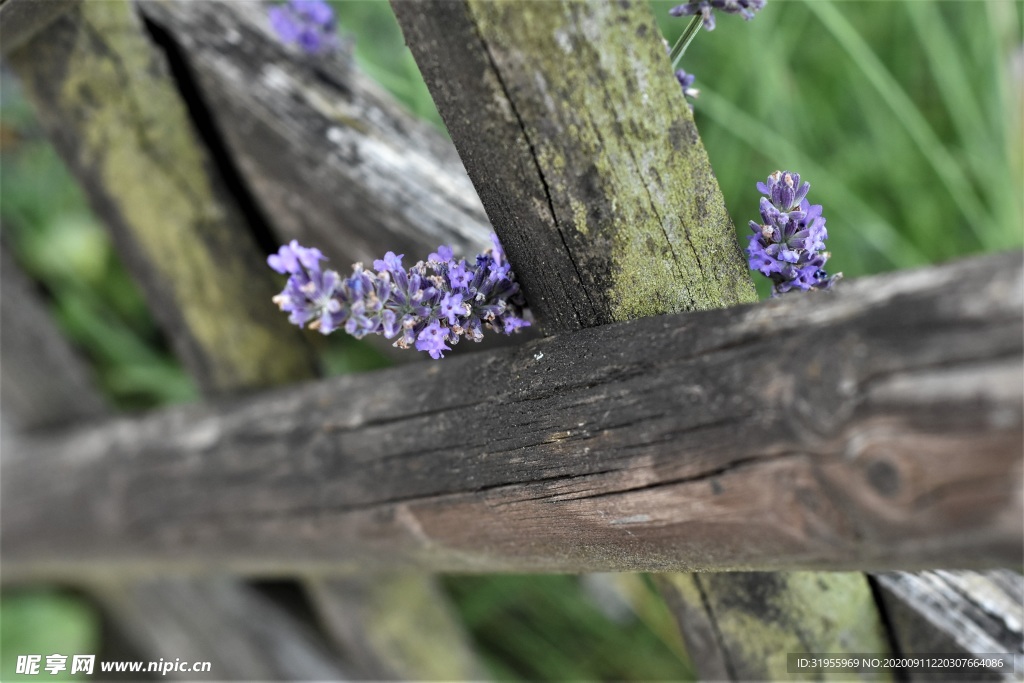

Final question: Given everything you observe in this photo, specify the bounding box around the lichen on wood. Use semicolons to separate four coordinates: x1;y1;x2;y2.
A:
394;0;756;334
7;0;317;393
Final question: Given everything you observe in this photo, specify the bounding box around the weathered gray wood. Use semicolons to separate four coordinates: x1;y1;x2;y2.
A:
393;0;756;333
16;4;483;675
0;0;77;56
391;2;914;673
6;0;318;394
135;0;492;269
3;252;1020;578
307;575;489;681
0;243;107;430
0;248;351;679
92;578;350;681
872;570;1024;681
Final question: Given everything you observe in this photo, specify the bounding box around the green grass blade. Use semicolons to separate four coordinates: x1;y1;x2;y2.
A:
697;87;929;269
805;0;998;247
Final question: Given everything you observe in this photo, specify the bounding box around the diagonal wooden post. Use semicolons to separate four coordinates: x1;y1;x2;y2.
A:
391;0;894;677
394;0;756;333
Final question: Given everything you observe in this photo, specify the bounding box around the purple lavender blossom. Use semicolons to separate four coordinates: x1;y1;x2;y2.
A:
675;68;700;108
746;171;841;297
669;0;765;30
269;235;531;359
268;0;338;55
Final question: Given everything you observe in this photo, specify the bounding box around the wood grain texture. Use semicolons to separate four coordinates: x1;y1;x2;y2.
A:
135;0;492;269
4;251;1020;577
6;1;317;393
393;0;757;334
392;2;951;671
0;246;349;680
872;570;1024;681
0;0;77;56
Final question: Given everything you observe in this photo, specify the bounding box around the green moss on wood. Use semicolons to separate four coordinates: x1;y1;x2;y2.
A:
662;572;895;680
11;1;315;392
469;0;756;323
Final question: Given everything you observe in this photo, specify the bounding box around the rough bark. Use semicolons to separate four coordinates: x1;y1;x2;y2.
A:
3;252;1020;577
393;0;756;334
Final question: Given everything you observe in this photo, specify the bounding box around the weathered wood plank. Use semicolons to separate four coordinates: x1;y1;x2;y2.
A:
0;0;77;56
391;1;904;672
92;578;351;681
393;0;756;333
0;249;350;679
5;1;318;393
3;252;1020;577
872;570;1024;681
306;575;489;681
135;0;492;269
0;243;107;430
11;4;484;676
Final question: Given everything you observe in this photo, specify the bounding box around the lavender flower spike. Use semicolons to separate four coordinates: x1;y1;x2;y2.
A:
269;235;531;359
746;170;841;297
669;0;765;30
268;0;339;55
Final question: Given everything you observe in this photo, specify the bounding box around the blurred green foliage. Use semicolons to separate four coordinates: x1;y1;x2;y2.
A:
0;591;98;682
444;575;694;680
653;0;1022;297
1;0;1021;680
0;78;198;409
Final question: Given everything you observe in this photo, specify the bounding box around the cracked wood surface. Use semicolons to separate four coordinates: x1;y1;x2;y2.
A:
3;251;1021;577
5;5;485;678
392;0;756;335
392;3;944;676
872;570;1024;681
135;0;492;269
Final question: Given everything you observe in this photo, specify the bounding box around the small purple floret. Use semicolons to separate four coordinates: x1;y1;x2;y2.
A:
669;0;765;30
745;170;841;297
270;235;531;359
267;0;338;55
674;68;700;108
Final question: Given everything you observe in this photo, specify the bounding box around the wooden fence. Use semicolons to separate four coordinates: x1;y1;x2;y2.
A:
2;0;1021;680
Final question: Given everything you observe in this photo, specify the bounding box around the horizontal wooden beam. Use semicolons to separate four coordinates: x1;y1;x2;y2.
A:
3;251;1021;578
